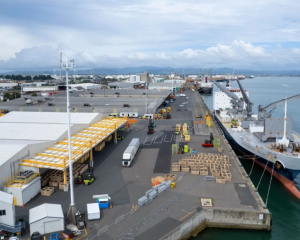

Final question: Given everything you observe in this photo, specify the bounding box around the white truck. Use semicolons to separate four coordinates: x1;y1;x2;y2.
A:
122;138;140;167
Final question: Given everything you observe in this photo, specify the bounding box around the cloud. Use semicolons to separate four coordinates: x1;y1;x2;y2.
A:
0;0;300;70
1;40;300;70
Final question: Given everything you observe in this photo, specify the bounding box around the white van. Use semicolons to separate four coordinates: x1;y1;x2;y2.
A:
122;138;140;167
108;113;118;117
119;112;138;118
143;114;154;119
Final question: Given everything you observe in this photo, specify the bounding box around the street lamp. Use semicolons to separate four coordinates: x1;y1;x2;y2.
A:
59;53;77;225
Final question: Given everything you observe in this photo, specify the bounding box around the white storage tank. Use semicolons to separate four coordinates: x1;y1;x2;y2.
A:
87;203;100;220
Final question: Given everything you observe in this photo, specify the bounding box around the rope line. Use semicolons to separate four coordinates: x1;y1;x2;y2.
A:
265;160;275;207
248;155;256;177
257;158;270;190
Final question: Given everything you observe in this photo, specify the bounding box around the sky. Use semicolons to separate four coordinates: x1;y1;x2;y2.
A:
0;0;300;71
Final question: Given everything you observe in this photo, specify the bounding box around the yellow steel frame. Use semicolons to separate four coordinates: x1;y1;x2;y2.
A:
18;117;127;172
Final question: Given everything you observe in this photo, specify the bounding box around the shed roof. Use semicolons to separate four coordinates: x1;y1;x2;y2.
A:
0;123;71;141
0;191;13;204
29;203;64;224
0;111;99;124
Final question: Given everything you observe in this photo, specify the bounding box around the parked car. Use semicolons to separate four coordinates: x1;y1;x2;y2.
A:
31;232;41;240
9;237;19;240
49;233;60;240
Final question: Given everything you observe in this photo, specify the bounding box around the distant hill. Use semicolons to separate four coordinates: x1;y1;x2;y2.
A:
1;67;300;76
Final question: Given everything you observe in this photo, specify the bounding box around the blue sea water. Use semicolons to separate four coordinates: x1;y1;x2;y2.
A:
194;77;300;240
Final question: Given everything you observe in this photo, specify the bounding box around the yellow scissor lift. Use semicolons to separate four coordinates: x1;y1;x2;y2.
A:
8;117;128;188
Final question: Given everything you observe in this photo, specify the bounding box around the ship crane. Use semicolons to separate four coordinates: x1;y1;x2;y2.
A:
212;80;245;113
258;94;300;121
236;80;253;120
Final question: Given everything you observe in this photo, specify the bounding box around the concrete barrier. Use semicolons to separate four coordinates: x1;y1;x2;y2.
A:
159;208;271;240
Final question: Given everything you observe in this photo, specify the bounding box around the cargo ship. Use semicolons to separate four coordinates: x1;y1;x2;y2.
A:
212;80;300;198
198;75;213;94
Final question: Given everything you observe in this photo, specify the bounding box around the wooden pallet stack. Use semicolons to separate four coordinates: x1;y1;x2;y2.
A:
40;163;89;192
41;187;54;196
95;141;105;151
172;153;231;183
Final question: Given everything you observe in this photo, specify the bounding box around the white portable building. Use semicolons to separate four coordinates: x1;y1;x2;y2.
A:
29;203;64;235
7;177;41;207
0;191;15;227
87;203;100;220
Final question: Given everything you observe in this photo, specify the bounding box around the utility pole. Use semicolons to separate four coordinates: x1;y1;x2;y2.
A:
59;53;77;225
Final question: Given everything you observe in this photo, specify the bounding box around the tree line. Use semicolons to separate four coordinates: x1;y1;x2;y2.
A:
0;75;54;80
1;92;21;101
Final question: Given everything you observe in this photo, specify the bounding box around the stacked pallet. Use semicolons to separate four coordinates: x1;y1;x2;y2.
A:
41;187;54;196
95;141;105;151
172;153;231;183
105;135;112;142
40;163;88;190
77;152;90;164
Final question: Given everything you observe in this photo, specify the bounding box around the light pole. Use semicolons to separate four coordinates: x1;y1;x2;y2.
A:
59;54;77;225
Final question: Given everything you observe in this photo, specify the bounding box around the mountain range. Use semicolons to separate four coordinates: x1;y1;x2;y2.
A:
1;67;300;76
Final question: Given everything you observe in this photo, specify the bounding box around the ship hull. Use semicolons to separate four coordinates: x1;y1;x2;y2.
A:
198;87;213;94
215;115;300;199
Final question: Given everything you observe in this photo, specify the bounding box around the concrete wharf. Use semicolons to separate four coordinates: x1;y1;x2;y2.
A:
16;89;271;240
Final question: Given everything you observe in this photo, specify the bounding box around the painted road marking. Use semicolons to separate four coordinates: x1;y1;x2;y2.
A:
179;210;195;221
164;134;174;142
154;134;164;144
143;136;155;145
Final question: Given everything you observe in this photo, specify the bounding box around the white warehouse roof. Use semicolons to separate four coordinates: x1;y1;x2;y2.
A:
29;203;64;224
0;111;100;125
0;123;73;141
0;140;30;167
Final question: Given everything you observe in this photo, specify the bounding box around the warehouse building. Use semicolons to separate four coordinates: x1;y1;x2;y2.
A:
0;111;128;207
0;112;101;193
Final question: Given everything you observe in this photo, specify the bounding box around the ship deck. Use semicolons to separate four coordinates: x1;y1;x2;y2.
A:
16;88;271;240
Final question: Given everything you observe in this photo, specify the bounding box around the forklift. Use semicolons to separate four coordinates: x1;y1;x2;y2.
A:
76;174;83;184
83;168;95;185
178;144;184;154
147;125;155;134
75;211;86;231
202;133;214;148
166;113;172;119
117;135;124;140
149;119;156;128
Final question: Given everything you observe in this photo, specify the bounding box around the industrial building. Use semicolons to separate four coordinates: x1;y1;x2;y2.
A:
0;111;130;210
0;112;100;194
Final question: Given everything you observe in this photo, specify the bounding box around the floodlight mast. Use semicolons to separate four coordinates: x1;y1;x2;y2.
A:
59;53;77;224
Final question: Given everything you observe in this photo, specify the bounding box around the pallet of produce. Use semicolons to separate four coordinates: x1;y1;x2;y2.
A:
191;167;200;175
172;164;181;172
49;180;58;187
181;164;190;172
216;177;226;184
211;170;220;177
41;187;54;196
